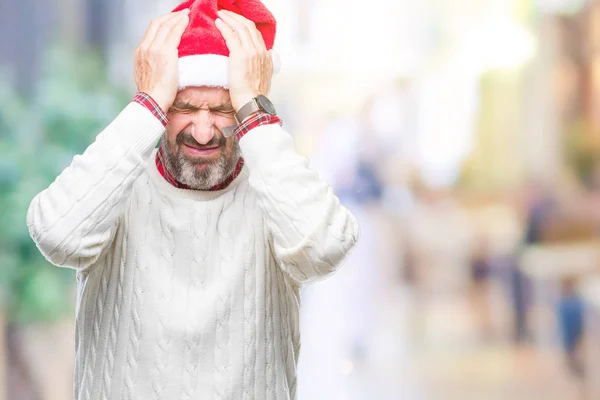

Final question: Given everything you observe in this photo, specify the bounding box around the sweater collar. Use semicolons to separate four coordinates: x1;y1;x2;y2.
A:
155;141;244;191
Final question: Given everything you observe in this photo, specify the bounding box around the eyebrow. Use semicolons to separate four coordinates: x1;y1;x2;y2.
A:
210;104;235;112
170;101;234;112
171;101;198;111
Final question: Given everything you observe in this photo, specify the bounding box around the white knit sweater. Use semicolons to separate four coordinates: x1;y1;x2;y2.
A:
26;103;359;400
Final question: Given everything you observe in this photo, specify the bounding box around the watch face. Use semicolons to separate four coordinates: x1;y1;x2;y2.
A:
256;95;277;115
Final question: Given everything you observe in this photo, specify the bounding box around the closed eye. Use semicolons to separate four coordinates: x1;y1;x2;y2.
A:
211;108;236;117
168;106;196;115
168;104;236;117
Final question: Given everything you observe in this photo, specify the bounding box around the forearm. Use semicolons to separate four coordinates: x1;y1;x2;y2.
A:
27;102;165;268
239;123;359;282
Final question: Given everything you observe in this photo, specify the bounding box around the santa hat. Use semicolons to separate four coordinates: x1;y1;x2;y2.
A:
172;0;279;89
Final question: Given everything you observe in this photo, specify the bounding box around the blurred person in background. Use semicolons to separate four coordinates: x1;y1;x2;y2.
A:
26;0;359;399
557;276;585;379
513;180;557;343
469;236;494;340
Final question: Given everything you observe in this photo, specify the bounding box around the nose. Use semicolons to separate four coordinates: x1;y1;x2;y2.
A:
189;109;216;145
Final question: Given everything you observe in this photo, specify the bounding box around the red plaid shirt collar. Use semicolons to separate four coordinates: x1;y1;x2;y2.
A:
155;141;244;191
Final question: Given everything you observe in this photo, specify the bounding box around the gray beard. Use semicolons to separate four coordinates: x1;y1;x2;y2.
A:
162;137;240;191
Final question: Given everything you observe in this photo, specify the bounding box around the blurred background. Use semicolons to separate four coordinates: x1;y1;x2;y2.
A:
3;0;600;399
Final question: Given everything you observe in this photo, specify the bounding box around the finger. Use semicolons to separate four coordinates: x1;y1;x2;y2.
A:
215;18;243;52
220;10;266;50
164;14;190;48
217;11;256;52
140;10;189;49
249;26;267;51
217;12;252;49
152;12;189;47
153;13;189;47
139;11;185;53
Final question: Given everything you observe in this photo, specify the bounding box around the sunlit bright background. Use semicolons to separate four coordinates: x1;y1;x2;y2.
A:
3;0;600;399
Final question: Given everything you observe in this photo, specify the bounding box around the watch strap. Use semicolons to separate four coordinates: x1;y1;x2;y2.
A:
235;99;260;124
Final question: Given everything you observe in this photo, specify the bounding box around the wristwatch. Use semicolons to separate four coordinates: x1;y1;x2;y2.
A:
235;94;277;124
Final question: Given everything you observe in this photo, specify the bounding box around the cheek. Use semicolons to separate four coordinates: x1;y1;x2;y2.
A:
215;116;237;130
166;116;190;142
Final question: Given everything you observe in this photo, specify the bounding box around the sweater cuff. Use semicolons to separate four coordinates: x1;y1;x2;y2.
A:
238;123;292;170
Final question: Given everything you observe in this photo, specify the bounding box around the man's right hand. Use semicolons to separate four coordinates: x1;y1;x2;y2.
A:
134;9;190;112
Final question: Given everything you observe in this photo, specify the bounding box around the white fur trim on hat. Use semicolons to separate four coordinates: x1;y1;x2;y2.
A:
178;50;281;89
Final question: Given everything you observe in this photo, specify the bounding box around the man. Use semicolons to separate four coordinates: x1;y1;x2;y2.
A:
26;0;359;399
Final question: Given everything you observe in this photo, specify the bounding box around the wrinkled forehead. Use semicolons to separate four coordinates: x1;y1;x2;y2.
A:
174;86;232;108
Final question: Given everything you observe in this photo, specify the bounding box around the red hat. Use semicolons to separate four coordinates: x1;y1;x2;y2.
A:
172;0;279;89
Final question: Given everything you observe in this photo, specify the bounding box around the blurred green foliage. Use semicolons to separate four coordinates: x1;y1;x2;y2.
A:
0;45;130;324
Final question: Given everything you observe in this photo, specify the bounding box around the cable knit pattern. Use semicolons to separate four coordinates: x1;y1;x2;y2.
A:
123;186;151;400
100;236;124;400
26;103;359;400
214;197;232;399
152;194;175;398
242;194;257;400
181;202;210;400
81;245;110;400
265;256;275;399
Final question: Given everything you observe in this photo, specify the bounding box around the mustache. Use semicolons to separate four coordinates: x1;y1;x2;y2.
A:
176;131;226;149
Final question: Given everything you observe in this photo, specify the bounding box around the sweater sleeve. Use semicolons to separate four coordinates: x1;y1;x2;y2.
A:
26;102;165;270
239;123;360;284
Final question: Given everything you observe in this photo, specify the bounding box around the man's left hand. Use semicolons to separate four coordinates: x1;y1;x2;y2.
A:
215;10;273;112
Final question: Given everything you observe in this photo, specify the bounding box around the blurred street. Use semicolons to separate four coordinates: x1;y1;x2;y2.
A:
297;201;590;400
